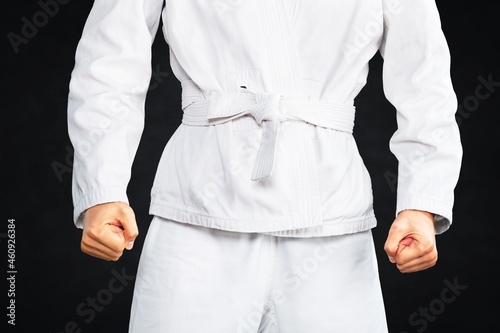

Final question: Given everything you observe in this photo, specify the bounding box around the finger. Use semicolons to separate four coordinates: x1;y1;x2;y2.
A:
85;223;126;254
393;235;414;260
384;225;407;262
396;240;435;266
117;209;138;250
81;244;121;261
399;260;435;273
399;236;414;248
397;251;438;273
81;236;123;261
396;246;437;270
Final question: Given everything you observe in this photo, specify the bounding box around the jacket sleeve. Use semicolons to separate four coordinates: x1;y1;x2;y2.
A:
67;0;165;228
379;0;463;234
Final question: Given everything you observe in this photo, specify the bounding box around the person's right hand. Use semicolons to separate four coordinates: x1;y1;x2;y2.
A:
80;202;138;261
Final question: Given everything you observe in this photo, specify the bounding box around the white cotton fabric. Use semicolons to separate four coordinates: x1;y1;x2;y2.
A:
129;216;388;332
67;0;462;236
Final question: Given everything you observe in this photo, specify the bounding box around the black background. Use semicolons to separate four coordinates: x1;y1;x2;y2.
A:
2;0;500;332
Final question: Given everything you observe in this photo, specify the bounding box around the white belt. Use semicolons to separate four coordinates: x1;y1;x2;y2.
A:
180;80;356;182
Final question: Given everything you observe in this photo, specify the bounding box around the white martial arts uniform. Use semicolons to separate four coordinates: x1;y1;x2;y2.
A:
129;216;388;333
67;0;462;331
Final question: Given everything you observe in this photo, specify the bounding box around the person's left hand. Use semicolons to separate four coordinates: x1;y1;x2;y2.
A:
384;209;437;273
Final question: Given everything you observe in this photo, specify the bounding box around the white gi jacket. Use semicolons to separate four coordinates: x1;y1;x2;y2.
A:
68;0;462;237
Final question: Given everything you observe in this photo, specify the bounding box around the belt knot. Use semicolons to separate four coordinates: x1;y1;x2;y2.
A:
181;81;355;182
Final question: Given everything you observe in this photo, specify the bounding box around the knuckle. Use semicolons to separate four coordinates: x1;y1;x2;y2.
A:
117;202;132;214
418;242;433;254
86;226;100;239
425;242;435;251
399;266;409;273
416;244;427;254
80;241;93;253
109;241;124;252
80;243;88;253
426;251;438;264
391;222;404;232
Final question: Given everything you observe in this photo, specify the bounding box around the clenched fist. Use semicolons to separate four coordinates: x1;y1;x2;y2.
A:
384;209;437;273
80;202;138;261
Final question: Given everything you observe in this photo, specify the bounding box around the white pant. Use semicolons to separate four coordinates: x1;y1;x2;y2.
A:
129;216;388;333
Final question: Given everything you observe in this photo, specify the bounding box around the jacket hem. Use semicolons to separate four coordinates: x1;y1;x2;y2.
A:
149;203;377;237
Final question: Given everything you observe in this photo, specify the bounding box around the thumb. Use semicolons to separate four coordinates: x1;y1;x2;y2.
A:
119;208;138;250
384;224;410;263
396;235;414;256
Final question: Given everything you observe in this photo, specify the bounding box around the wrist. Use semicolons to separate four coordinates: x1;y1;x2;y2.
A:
399;209;434;220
